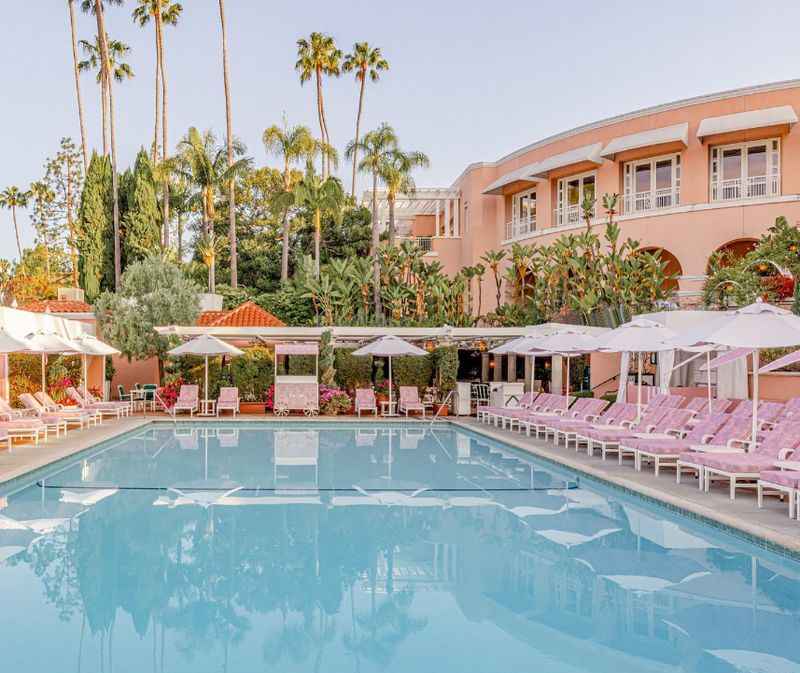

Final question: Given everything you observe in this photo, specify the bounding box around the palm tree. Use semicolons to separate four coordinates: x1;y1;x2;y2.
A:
216;0;239;288
345;123;399;319
378;148;429;247
176;127;251;292
0;186;31;258
262;120;316;282
294;163;345;278
80;0;128;289
132;0;182;247
481;249;507;309
67;0;89;171
295;33;341;178
342;43;389;197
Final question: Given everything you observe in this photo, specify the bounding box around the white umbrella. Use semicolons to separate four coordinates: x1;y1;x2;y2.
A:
595;318;678;418
24;331;80;396
69;334;120;400
525;330;601;408
669;299;800;447
352;335;427;415
168;335;244;415
490;335;547;395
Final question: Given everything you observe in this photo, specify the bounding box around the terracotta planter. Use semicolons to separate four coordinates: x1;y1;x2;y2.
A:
240;402;266;415
433;404;449;417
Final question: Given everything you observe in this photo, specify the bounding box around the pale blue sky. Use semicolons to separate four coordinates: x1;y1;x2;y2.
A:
2;0;799;258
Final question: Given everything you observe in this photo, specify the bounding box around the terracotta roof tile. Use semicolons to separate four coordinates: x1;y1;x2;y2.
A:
22;299;93;314
196;301;285;328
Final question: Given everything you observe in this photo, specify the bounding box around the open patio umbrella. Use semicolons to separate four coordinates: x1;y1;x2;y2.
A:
490;335;547;394
525;330;601;409
24;331;80;396
670;299;800;447
68;333;120;400
352;335;427;416
168;335;244;415
595;318;678;419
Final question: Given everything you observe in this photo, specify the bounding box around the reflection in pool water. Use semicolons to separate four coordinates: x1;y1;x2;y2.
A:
1;423;799;673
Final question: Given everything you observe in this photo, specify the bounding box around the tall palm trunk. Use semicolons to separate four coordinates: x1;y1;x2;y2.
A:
11;206;22;258
100;71;109;155
314;67;328;178
350;72;366;197
314;208;321;278
218;0;236;288
94;1;121;289
281;211;290;282
388;193;396;247
152;28;161;163
65;153;79;286
68;0;89;172
370;171;383;320
156;8;170;246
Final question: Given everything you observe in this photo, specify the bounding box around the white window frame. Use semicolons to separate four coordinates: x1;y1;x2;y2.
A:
555;170;597;226
507;188;536;240
710;137;780;202
622;152;681;214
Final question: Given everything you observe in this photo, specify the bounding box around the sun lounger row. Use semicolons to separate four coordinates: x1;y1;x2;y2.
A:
481;391;800;520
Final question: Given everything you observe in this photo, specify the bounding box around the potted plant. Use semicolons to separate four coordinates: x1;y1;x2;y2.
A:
374;378;390;405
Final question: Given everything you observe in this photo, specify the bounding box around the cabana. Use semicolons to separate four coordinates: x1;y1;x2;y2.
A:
273;343;319;415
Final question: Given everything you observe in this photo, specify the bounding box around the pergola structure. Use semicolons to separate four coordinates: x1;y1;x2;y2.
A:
362;188;463;238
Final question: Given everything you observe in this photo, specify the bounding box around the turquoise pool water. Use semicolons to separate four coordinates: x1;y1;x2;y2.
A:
1;421;799;673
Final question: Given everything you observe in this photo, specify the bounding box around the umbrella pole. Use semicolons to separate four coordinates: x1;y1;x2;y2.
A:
751;350;759;450
565;356;570;409
204;355;209;415
706;350;713;417
388;356;393;416
41;354;46;395
637;352;643;422
530;354;536;393
83;354;88;400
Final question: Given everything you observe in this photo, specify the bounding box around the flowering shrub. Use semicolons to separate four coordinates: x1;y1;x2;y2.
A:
763;274;795;300
264;384;275;411
319;385;351;415
374;379;392;397
157;377;185;409
49;377;75;404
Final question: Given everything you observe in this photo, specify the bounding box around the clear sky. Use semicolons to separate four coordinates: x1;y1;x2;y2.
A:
2;0;799;259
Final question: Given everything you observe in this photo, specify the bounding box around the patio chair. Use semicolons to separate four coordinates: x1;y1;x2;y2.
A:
398;386;425;418
174;385;199;416
35;391;102;425
629;413;729;476
216;387;240;417
355;388;378;417
692;421;800;500
479;390;536;424
18;393;86;433
517;396;595;437
757;467;800;519
511;395;575;433
675;416;754;488
549;402;637;450
579;406;673;459
615;408;696;466
85;389;131;416
0;397;35;421
117;384;132;403
66;387;124;420
0;419;44;446
539;397;609;441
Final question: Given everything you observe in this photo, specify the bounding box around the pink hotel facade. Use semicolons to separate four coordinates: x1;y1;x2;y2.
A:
369;80;800;312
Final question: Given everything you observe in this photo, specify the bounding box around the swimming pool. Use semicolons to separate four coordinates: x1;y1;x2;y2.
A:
1;421;799;673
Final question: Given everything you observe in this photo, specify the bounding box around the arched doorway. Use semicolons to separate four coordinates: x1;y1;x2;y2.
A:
707;238;758;272
641;247;682;292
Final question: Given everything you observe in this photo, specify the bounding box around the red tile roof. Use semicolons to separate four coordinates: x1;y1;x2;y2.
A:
22;299;93;314
197;300;285;328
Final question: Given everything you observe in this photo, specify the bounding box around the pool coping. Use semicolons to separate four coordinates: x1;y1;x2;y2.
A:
450;418;800;560
2;415;799;560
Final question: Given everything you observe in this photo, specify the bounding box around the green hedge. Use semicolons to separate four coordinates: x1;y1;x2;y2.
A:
286;355;317;376
391;355;434;392
231;345;274;402
334;348;373;391
432;346;458;394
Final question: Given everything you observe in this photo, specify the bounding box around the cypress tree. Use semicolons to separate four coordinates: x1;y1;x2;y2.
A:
76;152;112;301
122;149;161;265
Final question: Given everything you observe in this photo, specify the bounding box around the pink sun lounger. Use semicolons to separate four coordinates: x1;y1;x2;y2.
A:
520;396;601;438
675;416;755;489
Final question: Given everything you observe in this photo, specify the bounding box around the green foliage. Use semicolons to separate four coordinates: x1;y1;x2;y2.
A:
287;355;316;376
319;329;335;385
95;256;201;368
255;285;316;326
76;152;113;301
215;284;253;310
431;346;458;394
333;348;373;391
230;345;274;402
703;217;800;308
122;149;162;264
391;355;433;391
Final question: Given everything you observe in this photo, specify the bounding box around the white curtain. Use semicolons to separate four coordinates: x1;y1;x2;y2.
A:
717;358;748;400
657;350;675;393
551;355;563;394
616;352;630;403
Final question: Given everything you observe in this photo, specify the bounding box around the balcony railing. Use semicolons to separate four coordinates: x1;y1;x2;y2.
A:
504;215;536;241
553;204;587;227
396;236;433;252
620;187;680;215
711;174;780;202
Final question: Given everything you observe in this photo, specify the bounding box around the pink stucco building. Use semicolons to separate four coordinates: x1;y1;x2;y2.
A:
369;80;800;312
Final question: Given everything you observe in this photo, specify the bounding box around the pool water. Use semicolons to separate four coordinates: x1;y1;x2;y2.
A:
1;422;799;673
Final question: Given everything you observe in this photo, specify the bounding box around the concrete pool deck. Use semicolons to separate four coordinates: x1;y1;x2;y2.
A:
0;413;798;556
451;418;800;556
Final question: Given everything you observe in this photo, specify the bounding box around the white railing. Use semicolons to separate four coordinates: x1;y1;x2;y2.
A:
711;174;780;202
553;204;587;227
396;236;433;252
620;187;680;215
504;215;536;241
